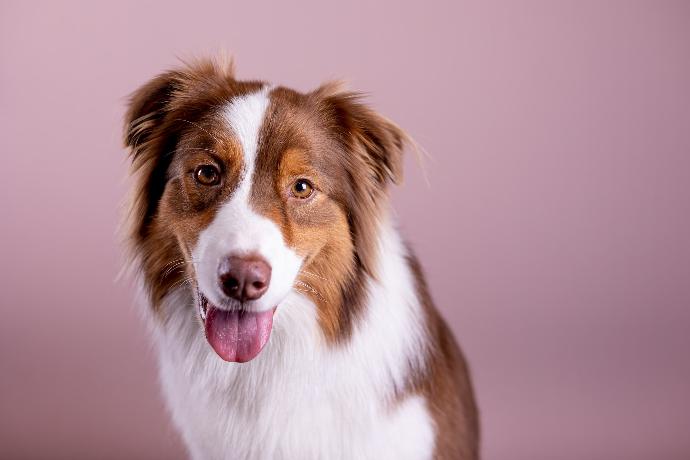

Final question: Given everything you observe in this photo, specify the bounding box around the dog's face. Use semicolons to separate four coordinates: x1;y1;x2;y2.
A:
124;60;406;362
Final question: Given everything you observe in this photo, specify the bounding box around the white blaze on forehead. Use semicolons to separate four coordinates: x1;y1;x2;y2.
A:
192;88;302;312
223;89;270;184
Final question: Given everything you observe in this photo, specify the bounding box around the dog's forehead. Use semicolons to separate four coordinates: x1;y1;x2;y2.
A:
221;87;271;165
215;86;332;175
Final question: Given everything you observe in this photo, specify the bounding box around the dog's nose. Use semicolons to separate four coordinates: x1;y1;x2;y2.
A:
218;255;271;301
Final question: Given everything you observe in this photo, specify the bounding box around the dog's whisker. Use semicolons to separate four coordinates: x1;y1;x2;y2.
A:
162;258;186;267
299;270;329;281
162;147;220;158
162;261;200;278
294;281;328;303
162;258;199;270
163;258;201;268
162;260;189;274
163;259;199;269
169;276;196;291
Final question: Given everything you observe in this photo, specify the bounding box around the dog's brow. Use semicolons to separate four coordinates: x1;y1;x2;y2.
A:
176;147;220;156
174;118;223;144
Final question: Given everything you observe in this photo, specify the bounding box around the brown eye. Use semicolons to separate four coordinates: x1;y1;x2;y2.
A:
291;179;314;199
194;165;220;186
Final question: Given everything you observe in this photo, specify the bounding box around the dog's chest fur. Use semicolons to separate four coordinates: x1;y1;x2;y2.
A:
150;223;436;460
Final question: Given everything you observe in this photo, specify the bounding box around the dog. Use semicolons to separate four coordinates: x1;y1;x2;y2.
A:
122;58;478;459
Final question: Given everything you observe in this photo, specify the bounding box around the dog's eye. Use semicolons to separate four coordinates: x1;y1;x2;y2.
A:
194;165;221;186
291;179;314;199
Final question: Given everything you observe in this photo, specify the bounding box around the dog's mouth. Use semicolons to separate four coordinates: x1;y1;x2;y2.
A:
197;292;276;363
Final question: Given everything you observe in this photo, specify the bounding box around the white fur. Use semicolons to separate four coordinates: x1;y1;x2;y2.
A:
193;89;302;313
151;217;435;459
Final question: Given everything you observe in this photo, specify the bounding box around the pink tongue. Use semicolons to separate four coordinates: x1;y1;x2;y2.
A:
204;307;274;362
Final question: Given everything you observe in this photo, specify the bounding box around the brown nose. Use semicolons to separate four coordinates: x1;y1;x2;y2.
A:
218;255;271;301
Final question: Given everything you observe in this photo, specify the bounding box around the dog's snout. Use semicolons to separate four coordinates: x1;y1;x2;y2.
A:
218;255;271;301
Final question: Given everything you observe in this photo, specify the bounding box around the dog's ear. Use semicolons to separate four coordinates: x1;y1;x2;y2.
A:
312;82;406;186
122;71;185;242
123;71;182;156
124;57;236;158
312;82;410;278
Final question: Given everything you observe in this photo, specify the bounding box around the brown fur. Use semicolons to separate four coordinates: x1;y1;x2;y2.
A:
246;84;409;342
405;254;480;459
123;59;263;307
123;58;479;458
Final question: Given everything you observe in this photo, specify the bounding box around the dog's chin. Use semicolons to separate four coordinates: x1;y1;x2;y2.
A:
197;292;277;363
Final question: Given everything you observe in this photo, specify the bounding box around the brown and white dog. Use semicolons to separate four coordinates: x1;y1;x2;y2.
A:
123;58;478;459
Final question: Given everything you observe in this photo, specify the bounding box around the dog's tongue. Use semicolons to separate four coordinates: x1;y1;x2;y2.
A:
204;307;274;362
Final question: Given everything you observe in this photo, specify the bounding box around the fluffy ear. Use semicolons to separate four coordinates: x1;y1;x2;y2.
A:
122;70;185;244
312;82;407;186
123;71;180;153
312;82;411;279
124;57;236;157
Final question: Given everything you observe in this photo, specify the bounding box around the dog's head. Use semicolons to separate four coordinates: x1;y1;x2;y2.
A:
123;58;408;362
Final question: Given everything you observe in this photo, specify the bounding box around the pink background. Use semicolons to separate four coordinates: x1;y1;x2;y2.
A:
1;1;689;459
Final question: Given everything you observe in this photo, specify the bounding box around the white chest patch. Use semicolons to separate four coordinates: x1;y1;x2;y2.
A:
150;220;436;460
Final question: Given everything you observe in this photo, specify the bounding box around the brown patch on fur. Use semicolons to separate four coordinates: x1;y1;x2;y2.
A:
304;84;410;342
402;253;480;459
122;58;263;309
241;85;408;342
309;82;407;279
278;150;356;341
